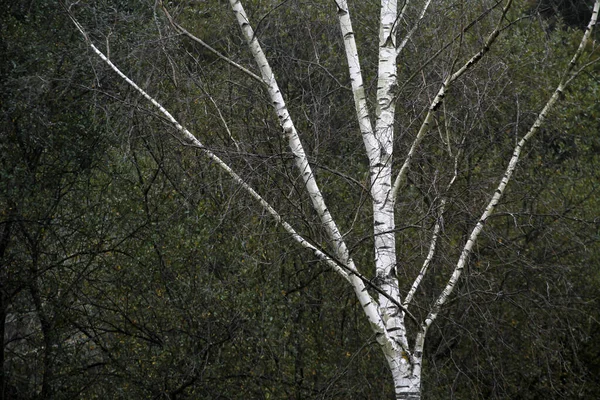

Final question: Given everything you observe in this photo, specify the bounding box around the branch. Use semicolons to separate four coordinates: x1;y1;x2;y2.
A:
334;0;378;163
420;0;600;339
391;0;513;203
159;1;265;85
62;4;351;282
396;0;433;56
229;0;352;264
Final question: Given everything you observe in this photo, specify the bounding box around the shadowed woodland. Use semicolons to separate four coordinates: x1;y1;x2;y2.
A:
1;0;600;398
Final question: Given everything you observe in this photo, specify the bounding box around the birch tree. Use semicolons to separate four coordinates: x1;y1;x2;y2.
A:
64;0;600;398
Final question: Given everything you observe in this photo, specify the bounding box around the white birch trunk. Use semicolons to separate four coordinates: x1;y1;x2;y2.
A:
374;0;405;357
391;360;422;400
337;1;431;396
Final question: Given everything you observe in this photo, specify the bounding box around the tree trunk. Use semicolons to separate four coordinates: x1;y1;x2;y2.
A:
391;362;421;400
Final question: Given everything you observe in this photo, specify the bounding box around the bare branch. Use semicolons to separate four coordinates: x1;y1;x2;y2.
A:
396;0;433;56
419;0;600;341
391;0;514;203
160;1;265;85
228;0;355;265
62;4;351;282
334;0;378;162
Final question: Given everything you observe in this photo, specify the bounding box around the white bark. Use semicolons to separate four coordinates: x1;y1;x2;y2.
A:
335;0;378;161
229;0;345;259
373;0;405;355
391;361;421;400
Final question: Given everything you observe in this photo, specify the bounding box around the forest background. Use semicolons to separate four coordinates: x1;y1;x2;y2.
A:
1;0;600;398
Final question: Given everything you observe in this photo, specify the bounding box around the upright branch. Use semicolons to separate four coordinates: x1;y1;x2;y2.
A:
391;0;513;203
335;0;378;161
417;0;600;353
372;0;401;328
229;0;349;265
396;0;433;56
